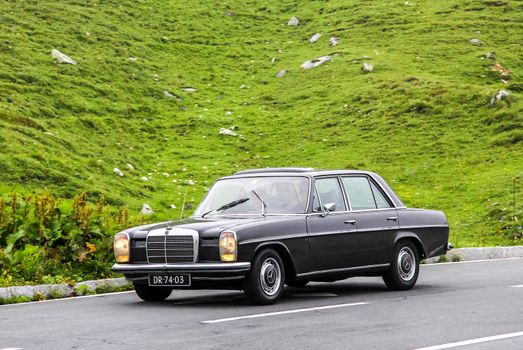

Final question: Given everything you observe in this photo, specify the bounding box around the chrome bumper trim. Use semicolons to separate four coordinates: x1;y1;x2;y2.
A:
112;262;251;273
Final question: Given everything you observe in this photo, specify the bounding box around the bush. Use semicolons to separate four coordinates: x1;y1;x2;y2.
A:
0;191;138;286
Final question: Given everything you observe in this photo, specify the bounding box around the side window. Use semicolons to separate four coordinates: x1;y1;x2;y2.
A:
370;181;392;209
314;178;346;212
342;177;382;210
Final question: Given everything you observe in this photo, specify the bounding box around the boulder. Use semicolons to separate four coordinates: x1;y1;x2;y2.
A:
288;16;299;26
301;55;331;69
362;62;374;73
490;89;510;104
113;168;124;177
140;203;154;215
275;69;287;78
51;49;77;65
219;128;237;136
310;33;321;43
470;38;483;46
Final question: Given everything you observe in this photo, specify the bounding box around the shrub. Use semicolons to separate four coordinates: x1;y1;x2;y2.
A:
0;191;139;286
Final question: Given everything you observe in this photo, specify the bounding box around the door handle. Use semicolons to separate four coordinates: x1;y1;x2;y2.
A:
344;220;357;225
386;216;398;221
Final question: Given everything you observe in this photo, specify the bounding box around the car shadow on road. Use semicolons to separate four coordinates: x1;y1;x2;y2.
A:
124;277;450;310
126;278;448;309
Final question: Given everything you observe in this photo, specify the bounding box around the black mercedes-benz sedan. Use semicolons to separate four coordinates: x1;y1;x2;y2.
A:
112;168;451;305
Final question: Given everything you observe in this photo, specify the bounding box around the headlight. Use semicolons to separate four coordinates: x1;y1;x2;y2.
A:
114;232;130;263
219;230;237;262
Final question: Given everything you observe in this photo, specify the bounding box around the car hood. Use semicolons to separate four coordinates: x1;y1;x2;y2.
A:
125;216;272;239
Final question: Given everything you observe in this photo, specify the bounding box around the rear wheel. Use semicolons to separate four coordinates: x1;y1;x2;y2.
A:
244;248;285;305
133;283;172;302
383;240;419;291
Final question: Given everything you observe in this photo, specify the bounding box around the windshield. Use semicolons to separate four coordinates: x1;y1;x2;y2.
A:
194;176;310;216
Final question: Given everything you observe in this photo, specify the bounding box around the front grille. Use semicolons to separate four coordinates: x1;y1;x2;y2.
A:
146;235;195;263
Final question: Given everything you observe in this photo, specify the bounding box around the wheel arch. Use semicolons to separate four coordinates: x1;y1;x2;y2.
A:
393;232;426;260
252;242;297;281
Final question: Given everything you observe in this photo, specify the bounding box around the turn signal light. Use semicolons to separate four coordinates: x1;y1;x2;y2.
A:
219;231;237;262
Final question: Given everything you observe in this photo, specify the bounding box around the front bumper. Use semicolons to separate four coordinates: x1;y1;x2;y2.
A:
112;262;251;281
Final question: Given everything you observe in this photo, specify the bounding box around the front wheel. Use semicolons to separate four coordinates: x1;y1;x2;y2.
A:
133;283;172;302
383;241;419;291
244;248;286;305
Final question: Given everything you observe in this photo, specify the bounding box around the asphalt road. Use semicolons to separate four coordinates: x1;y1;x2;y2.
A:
1;258;523;350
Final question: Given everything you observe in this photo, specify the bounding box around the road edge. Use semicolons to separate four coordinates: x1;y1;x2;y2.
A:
2;246;523;302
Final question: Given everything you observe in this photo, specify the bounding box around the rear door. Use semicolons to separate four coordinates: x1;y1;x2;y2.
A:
341;176;398;266
306;177;360;271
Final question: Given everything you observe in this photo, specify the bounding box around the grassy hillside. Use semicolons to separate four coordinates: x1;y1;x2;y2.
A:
0;0;522;247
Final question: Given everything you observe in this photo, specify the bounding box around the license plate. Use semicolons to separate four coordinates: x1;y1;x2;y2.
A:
148;274;191;287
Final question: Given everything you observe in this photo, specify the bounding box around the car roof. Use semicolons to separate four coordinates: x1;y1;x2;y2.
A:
232;167;373;177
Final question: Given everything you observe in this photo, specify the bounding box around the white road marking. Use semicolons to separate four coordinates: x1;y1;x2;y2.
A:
0;291;134;308
202;301;370;324
0;348;24;350
511;285;523;288
412;331;523;350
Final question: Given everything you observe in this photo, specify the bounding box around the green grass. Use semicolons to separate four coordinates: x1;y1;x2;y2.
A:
0;0;522;247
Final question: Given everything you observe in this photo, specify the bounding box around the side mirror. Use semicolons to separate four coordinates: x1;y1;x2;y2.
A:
322;202;336;216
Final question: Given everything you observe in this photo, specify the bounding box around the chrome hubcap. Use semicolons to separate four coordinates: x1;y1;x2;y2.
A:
397;247;416;281
260;257;281;296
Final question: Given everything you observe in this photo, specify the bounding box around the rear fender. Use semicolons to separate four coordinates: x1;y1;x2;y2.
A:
393;232;427;260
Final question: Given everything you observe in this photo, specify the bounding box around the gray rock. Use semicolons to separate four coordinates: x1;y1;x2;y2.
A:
219;128;237;137
470;38;483;46
113;168;124;177
310;33;321;43
51;49;77;65
163;90;181;100
288;16;299;26
329;36;339;47
485;52;495;59
301;55;332;69
140;203;154;215
490;89;510;105
362;62;374;73
275;69;287;78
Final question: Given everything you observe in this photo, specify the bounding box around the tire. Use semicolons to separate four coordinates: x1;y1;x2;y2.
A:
383;240;419;291
286;279;309;288
244;248;286;305
133;283;172;302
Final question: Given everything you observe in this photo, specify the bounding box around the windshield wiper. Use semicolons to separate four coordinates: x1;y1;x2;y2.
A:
251;190;268;217
201;197;250;218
